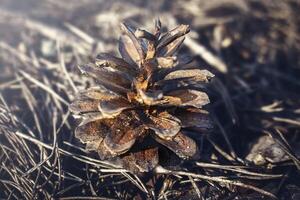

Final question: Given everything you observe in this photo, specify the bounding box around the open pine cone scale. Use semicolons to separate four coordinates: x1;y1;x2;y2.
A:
70;20;214;173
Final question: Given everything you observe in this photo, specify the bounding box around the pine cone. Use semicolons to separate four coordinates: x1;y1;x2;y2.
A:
70;20;214;173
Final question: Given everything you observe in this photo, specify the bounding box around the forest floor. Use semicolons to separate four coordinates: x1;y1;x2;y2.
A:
0;0;300;199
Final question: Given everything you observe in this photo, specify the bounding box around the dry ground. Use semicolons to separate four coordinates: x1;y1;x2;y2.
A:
0;0;300;199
